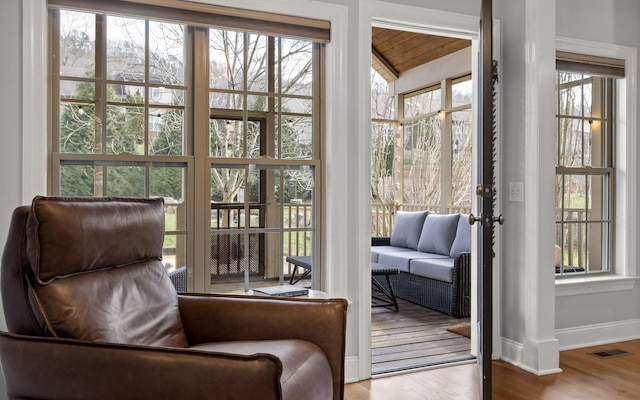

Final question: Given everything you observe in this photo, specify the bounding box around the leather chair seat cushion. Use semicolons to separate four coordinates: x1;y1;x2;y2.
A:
191;339;333;400
33;260;188;348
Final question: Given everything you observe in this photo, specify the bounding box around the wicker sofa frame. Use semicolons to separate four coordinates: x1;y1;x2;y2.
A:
372;236;471;318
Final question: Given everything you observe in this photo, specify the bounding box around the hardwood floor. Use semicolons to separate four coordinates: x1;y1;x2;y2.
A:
371;298;472;374
346;339;640;399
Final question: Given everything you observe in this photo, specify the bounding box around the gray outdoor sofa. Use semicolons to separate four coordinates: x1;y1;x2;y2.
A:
371;211;471;317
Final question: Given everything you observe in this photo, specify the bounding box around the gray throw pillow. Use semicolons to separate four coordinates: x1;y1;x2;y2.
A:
417;213;460;255
450;214;471;257
389;211;429;249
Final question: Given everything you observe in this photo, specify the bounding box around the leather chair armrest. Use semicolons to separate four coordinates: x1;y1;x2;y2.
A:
178;294;348;400
0;331;283;400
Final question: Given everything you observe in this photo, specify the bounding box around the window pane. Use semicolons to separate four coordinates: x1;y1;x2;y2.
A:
557;72;582;117
452;78;472;108
587;174;609;220
281;97;312;115
278;38;313;96
404;88;441;118
582;76;594;118
211;166;247;206
557;118;583;166
106;105;144;155
562;174;587;215
148;21;185;86
107;16;146;82
109;84;145;104
403;116;441;205
209;29;243;90
162;233;187;273
371;68;395;119
282;167;315;208
209;92;243;109
61;81;95;101
370;122;396;203
59;103;97;153
59;10;95;79
60;163;95;196
149;108;184;155
106;165;145;197
149;87;185;106
278;116;313;160
451;110;472;207
246;34;267;92
247;94;268;111
150;165;186;204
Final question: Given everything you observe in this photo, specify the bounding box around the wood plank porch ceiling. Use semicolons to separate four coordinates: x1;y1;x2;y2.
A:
372;27;471;81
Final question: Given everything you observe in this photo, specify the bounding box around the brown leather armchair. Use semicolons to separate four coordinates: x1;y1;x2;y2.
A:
0;196;347;400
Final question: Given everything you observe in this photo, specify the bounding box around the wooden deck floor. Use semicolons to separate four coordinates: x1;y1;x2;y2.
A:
372;298;473;375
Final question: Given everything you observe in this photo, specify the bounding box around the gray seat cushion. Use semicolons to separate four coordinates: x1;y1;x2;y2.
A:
389;211;429;250
378;251;448;273
417;213;460;256
371;246;417;264
410;258;456;283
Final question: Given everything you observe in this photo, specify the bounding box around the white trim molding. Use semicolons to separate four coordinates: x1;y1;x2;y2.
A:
556;275;637;297
522;0;561;376
556;318;640;351
22;0;48;203
363;0;483;381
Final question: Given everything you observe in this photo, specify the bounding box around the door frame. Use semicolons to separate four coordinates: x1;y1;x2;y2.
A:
360;1;502;379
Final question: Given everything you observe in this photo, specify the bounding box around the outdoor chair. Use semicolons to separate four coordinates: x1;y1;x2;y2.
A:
0;196;347;400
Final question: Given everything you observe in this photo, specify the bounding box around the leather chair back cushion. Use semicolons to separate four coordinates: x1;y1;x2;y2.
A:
24;196;188;347
32;260;189;347
26;196;165;284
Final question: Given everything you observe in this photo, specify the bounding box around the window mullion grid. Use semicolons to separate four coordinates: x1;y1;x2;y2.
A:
584;173;589;271
144;19;150;158
580;74;586;167
96;14;107;196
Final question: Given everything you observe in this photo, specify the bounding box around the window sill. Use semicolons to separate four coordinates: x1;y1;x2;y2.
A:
555;274;637;297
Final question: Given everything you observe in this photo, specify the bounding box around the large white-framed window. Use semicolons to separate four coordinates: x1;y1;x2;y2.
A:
554;38;637;294
554;69;615;276
48;1;326;291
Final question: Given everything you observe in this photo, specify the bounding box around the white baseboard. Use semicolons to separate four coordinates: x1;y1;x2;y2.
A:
555;318;640;350
344;356;361;383
500;337;524;366
501;318;640;371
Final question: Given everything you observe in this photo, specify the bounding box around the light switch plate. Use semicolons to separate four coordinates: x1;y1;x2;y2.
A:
509;182;523;202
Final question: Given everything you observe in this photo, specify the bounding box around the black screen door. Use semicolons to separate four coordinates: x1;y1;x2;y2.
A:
475;0;501;398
